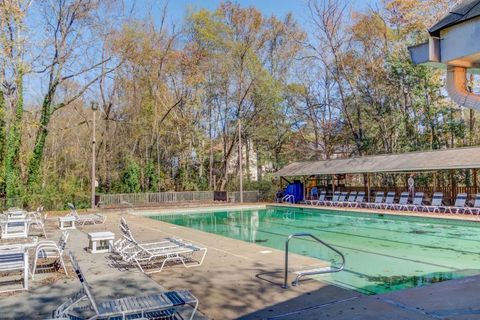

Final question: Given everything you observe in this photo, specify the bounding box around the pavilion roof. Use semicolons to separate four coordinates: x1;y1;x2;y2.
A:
274;147;480;176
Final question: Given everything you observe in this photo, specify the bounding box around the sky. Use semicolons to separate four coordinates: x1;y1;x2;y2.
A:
127;0;377;29
23;0;378;105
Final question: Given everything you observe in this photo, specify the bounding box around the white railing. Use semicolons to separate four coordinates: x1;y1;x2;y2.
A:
282;194;295;203
99;191;213;206
99;190;260;206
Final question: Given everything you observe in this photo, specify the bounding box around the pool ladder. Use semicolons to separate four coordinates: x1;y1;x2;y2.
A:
282;233;345;289
282;194;296;203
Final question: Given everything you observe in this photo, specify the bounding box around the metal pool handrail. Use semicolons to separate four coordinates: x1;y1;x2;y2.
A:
282;233;345;289
282;194;295;203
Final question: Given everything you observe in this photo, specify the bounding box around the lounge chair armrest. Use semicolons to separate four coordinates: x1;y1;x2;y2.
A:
35;243;61;252
141;240;173;246
36;240;57;246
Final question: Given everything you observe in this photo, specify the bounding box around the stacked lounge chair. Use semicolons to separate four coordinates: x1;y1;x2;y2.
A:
67;203;106;226
113;218;207;274
51;252;199;320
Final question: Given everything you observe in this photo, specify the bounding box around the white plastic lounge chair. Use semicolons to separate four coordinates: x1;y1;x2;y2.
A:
366;192;384;208
67;203;106;226
4;208;27;219
305;187;319;205
332;192;348;207
113;219;148;259
113;218;184;259
312;191;326;205
52;252;199;320
406;192;424;211
446;193;468;214
348;191;365;207
379;192;396;209
0;245;29;293
0;218;29;239
323;191;340;206
115;218;207;274
339;191;357;207
421;192;443;212
464;194;480;214
31;231;68;279
312;191;327;206
27;207;47;238
393;192;409;210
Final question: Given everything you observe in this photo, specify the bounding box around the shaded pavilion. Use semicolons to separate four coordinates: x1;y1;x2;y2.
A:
274;147;480;204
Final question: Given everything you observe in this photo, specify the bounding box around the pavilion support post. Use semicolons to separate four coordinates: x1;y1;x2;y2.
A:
473;169;478;194
363;173;367;193
367;173;371;202
303;176;307;201
332;175;335;195
449;170;455;204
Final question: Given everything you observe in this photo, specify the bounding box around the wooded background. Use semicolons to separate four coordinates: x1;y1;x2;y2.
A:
0;0;474;208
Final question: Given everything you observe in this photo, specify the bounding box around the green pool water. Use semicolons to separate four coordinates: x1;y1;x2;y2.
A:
149;206;480;295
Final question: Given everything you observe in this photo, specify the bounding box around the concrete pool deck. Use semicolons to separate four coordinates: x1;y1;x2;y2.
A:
2;203;480;319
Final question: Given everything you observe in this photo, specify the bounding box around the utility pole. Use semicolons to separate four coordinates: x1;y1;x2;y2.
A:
238;119;243;203
91;102;98;209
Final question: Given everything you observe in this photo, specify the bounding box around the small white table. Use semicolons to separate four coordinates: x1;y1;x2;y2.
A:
58;216;76;230
88;231;115;254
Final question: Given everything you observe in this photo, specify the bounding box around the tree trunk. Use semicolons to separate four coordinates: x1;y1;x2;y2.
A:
245;138;250;182
27;82;58;187
104;117;111;192
470;108;475;146
4;72;24;198
0;89;5;192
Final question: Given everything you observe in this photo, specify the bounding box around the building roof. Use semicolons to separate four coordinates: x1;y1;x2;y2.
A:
429;0;480;37
274;147;480;177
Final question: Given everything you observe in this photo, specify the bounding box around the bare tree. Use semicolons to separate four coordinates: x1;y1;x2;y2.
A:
27;0;122;188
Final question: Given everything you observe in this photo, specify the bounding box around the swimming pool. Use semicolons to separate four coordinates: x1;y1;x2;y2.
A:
149;206;480;294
